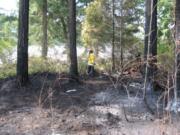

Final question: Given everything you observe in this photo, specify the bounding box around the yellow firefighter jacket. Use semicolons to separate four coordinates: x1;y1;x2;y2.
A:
88;53;95;66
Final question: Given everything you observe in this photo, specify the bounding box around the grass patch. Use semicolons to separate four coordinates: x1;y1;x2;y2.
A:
28;57;68;74
0;57;69;79
0;63;16;79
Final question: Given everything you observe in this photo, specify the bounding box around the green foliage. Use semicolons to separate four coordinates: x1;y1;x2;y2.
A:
157;42;174;71
0;57;68;79
0;14;17;48
157;0;174;51
0;0;176;76
29;0;44;44
29;57;68;74
97;58;112;72
0;63;16;79
81;0;144;57
78;59;88;74
0;14;17;63
48;0;69;43
158;43;172;54
29;0;91;44
157;0;174;71
81;0;112;48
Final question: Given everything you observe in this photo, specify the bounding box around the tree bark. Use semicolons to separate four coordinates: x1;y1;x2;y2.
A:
112;0;115;72
150;0;157;57
120;0;123;72
175;0;180;99
60;16;68;40
143;0;158;101
60;15;69;62
17;0;29;86
42;0;48;58
144;0;157;59
144;0;151;59
68;0;78;79
144;0;157;93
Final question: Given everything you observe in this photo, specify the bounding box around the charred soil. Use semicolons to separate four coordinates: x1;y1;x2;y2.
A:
0;72;179;135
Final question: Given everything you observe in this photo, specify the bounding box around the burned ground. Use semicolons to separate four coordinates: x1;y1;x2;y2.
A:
0;72;179;135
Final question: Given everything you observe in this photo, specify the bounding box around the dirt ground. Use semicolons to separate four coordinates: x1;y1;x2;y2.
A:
0;72;180;135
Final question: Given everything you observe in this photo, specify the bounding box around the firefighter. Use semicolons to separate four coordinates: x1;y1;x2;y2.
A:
87;49;95;76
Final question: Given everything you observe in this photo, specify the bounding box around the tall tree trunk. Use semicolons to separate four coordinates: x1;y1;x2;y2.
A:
60;15;69;62
144;0;151;60
150;0;157;57
17;0;29;86
175;0;180;100
112;0;115;72
144;0;157;96
144;0;157;58
120;0;123;72
60;16;68;41
68;0;78;79
42;0;48;58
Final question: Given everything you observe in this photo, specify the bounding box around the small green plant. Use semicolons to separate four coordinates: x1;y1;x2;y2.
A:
0;63;16;79
78;58;88;74
157;43;174;72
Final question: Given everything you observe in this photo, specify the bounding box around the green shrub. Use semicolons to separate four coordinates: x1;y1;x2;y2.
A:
0;63;16;79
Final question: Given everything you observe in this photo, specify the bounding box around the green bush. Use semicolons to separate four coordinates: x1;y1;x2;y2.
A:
78;59;88;75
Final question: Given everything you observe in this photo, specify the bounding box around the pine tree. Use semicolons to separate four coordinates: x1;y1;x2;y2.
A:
144;0;157;95
175;0;180;99
42;0;48;58
17;0;29;86
112;0;115;72
68;0;79;80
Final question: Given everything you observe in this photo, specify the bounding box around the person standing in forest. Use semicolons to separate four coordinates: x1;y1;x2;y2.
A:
87;49;95;76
